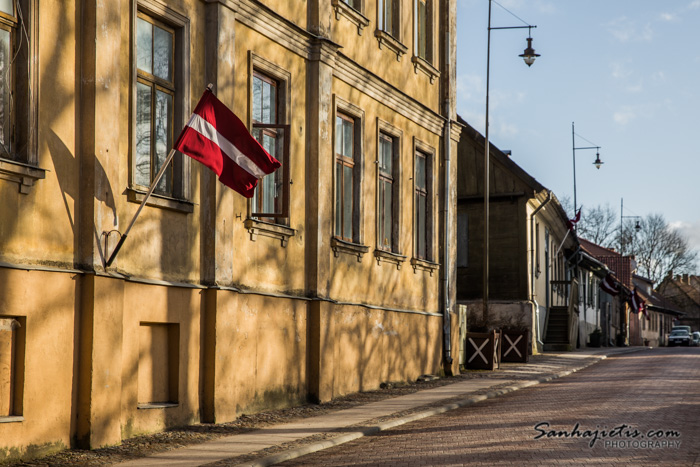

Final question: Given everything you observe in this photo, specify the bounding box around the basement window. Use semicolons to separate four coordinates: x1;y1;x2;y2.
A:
0;317;24;421
137;322;179;409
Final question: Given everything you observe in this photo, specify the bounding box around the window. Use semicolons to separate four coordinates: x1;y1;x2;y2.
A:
0;317;24;419
251;71;290;222
0;1;15;158
331;97;366;258
342;0;361;9
376;0;407;60
412;0;439;82
335;113;356;241
378;132;399;251
0;1;42;193
378;0;399;37
415;0;431;61
136;13;175;195
414;149;432;260
131;2;190;209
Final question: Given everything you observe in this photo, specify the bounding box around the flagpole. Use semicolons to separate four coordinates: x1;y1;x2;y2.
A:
105;148;177;267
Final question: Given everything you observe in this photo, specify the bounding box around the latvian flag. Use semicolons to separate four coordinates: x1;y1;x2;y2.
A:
630;288;646;314
175;88;281;198
566;208;581;231
599;273;620;296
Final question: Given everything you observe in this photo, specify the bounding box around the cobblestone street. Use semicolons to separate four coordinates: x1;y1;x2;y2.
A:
277;347;700;466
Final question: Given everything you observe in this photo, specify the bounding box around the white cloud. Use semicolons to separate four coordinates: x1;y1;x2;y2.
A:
456;73;484;102
670;220;700;253
607;17;654;43
534;0;557;15
613;108;637;125
611;61;633;80
651;71;666;82
690;0;700;10
497;121;519;138
659;12;677;21
626;82;644;93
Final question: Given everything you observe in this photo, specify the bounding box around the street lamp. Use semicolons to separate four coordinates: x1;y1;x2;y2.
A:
571;122;603;219
483;0;539;324
620;198;642;254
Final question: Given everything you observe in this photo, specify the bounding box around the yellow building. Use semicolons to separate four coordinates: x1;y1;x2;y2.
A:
0;0;459;460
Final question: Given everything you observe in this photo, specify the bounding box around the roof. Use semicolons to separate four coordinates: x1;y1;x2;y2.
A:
456;114;573;232
457;115;546;194
579;238;618;257
579;238;635;289
633;276;684;316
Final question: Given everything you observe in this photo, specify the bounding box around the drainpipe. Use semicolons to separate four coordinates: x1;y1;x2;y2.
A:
442;3;453;368
442;117;452;368
530;190;551;348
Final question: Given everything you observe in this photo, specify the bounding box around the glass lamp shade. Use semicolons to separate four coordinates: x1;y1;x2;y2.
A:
519;37;540;67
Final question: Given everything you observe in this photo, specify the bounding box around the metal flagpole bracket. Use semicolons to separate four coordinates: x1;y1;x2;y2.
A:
103;230;125;268
103;147;178;268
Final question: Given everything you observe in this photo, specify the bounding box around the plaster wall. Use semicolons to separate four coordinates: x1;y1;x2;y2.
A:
0;269;76;462
206;290;308;423
322;304;442;400
120;281;201;439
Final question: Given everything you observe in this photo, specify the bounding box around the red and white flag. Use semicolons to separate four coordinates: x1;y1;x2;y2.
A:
599;273;620;296
630;288;645;314
566;208;581;231
175;88;281;198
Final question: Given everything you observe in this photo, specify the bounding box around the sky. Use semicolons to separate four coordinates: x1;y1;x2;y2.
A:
455;0;700;253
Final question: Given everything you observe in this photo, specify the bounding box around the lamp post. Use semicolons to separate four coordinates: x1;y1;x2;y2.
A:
483;0;539;324
620;198;642;254
571;122;603;219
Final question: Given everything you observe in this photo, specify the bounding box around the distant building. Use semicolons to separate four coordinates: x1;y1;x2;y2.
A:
455;117;578;353
657;274;700;332
633;275;684;346
577;239;635;346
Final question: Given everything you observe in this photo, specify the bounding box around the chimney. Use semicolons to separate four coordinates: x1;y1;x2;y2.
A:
683;274;689;284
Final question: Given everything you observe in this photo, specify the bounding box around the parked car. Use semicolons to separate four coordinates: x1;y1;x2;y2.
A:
668;329;691;347
672;325;692;334
692;332;700;347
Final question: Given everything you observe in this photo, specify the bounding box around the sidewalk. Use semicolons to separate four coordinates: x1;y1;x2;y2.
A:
119;347;643;467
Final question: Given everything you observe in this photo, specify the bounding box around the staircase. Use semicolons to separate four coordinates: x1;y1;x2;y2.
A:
544;306;572;351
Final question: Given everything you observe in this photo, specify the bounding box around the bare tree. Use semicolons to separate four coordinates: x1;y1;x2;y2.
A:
560;198;697;284
625;214;697;284
579;204;618;246
559;197;618;247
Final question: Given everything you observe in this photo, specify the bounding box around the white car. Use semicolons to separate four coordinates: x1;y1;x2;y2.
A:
668;329;691;347
692;332;700;347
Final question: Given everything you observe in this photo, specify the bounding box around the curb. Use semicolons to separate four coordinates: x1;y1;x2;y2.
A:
235;349;644;467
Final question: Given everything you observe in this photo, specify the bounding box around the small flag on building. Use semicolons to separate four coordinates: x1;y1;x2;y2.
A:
175;87;281;198
629;288;646;314
566;208;581;231
599;273;620;296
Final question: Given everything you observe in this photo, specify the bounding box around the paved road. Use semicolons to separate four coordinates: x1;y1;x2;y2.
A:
276;347;700;466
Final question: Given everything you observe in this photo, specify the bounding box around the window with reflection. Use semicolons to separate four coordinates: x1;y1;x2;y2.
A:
0;0;33;163
252;71;289;222
415;0;432;62
414;149;431;260
135;13;175;196
378;133;396;251
342;0;361;10
335;113;356;241
378;0;399;37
